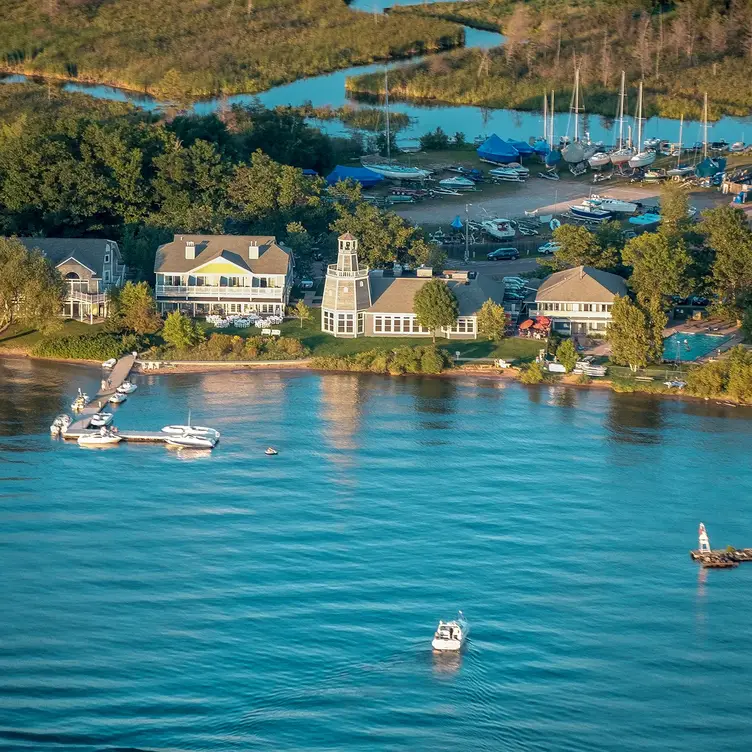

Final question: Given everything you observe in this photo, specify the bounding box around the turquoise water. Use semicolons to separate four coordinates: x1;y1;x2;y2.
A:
2;357;752;750
663;332;731;362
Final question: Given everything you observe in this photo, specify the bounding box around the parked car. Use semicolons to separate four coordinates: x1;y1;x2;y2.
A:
467;271;478;280
538;241;560;255
299;279;314;290
487;247;520;261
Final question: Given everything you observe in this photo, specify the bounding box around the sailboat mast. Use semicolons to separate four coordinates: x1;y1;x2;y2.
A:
574;68;580;142
677;114;683;168
703;92;708;159
636;80;643;153
384;67;391;162
617;71;625;150
543;92;548;142
550;90;555;147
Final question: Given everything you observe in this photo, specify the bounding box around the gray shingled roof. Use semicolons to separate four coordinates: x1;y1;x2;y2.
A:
368;275;505;316
154;234;291;275
14;237;117;278
535;266;627;303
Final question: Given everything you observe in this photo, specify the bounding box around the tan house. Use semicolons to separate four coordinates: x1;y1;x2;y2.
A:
153;234;293;316
16;237;127;321
531;265;628;334
322;234;504;339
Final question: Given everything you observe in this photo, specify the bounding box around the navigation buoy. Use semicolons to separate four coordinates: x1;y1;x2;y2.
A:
699;522;711;553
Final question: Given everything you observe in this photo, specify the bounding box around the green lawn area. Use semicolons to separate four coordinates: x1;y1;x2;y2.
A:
207;314;542;362
0;320;105;352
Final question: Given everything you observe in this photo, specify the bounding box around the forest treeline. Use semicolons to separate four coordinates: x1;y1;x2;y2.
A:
0;0;462;99
350;0;752;120
0;84;437;282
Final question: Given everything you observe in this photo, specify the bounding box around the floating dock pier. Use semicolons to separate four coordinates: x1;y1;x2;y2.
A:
689;523;752;569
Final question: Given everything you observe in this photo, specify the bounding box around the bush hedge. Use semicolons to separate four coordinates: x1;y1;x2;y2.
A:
151;332;309;361
311;345;452;375
32;332;136;360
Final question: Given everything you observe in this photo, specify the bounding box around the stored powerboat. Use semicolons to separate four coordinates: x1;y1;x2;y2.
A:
89;412;114;428
432;611;469;652
438;176;475;191
362;163;430;181
102;358;117;369
116;381;137;394
666;164;695;177
50;414;72;435
588;152;611;169
166;435;217;450
584;195;639;214
570;204;612;222
77;428;122;446
629;212;662;228
481;218;516;240
489;167;524;182
109;392;127;404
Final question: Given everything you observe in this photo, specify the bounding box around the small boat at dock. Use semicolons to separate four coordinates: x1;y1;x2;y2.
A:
50;414;72;435
77;428;122;446
102;358;117;369
166;434;217;450
109;392;127;404
432;611;468;652
89;412;114;428
116;381;137;394
161;424;220;439
71;389;89;411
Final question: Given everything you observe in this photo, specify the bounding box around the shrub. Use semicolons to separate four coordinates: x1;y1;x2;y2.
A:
419;345;446;374
32;332;126;360
576;374;592;385
519;361;545;384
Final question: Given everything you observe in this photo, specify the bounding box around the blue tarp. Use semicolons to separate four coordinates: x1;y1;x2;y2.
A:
533;139;551;155
507;139;535;156
326;165;384;187
545;149;562;166
695;157;727;178
476;134;519;164
302;168;318;176
451;215;463;230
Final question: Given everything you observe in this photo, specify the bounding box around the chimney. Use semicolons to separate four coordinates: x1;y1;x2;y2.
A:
248;240;259;260
185;240;195;260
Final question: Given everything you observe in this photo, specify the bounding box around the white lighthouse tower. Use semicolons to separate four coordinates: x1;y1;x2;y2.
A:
698;523;711;553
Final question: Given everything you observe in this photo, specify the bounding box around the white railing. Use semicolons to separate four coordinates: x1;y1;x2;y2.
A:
326;265;369;279
155;285;283;299
67;289;106;304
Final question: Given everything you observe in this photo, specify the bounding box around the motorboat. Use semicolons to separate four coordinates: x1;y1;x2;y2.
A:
161;424;221;439
489;167;524;182
569;204;612;222
588;152;611;168
89;412;114;428
77;428;122;446
642;168;667;182
629;212;662;228
643;137;661;149
432;611;469;652
584;195;639;214
504;162;529;177
50;414;72;435
729;141;745;153
71;389;89;411
109;392;127;404
438;176;475;191
666;164;694;177
116;381;137;394
166;434;217;450
481;218;516;240
363;163;430;181
102;358;117;369
265;447;279;456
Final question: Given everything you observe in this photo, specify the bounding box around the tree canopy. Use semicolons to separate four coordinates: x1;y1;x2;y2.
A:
607;295;652;372
548;224;620;272
413;280;458;343
476;299;506;342
622;232;692;306
110;281;162;335
161;310;203;350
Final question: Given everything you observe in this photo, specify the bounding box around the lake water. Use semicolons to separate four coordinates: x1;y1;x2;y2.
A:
3;0;750;146
3;356;752;750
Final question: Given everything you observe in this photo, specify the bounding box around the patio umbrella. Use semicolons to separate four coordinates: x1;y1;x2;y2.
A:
451;215;463;230
519;319;534;330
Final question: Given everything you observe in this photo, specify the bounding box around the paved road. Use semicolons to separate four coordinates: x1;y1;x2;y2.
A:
447;257;541;277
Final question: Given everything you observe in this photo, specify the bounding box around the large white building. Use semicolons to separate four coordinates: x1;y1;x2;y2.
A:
153;234;293;316
531;265;628;335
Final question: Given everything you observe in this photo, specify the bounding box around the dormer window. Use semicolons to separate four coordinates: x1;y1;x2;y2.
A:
104;254;110;264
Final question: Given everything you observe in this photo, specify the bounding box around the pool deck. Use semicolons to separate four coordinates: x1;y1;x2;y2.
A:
663;319;741;362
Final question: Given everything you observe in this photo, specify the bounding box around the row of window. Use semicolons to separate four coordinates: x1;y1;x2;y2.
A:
323;311;365;335
538;302;613;313
373;316;430;334
159;275;283;288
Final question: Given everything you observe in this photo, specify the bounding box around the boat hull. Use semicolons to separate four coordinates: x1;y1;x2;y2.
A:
365;164;430;180
77;435;122;446
570;206;611;221
629;151;657;169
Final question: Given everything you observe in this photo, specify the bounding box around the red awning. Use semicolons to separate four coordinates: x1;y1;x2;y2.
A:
519;319;534;330
535;316;551;326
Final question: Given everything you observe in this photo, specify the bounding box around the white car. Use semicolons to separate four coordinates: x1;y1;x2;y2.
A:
299;279;314;290
538;241;561;255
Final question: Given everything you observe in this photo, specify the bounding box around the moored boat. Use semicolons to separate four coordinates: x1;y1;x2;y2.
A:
431;611;469;652
89;412;114;428
50;414;72;435
109;392;127;404
166;434;217;450
102;358;117;369
71;389;89;411
77;428;122;446
116;381;137;394
161;424;221;438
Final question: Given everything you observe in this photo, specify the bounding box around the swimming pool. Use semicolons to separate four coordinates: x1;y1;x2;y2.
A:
662;331;731;361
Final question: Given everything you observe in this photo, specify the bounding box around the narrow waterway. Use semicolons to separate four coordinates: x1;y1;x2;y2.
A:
3;0;750;145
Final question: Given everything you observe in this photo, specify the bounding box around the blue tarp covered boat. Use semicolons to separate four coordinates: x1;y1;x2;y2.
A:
695;157;727;178
326;165;384;187
507;139;535;156
545;149;562;166
477;134;519;164
533;139;551;155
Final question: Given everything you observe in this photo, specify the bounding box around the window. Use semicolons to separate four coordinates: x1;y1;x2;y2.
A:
343;286;349;293
359;281;364;287
606;304;613;312
358;312;364;334
393;318;402;333
383;318;392;333
583;303;592;312
374;316;383;333
323;310;334;332
104;254;110;264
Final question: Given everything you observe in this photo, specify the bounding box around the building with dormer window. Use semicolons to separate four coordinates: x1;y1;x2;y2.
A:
153;234;293;316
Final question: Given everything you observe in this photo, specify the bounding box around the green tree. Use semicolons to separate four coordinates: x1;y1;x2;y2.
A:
413;279;458;343
660;181;691;237
607;295;652;372
409;238;446;272
556;338;578;372
111;281;162;335
622;232;692;306
162;310;203;350
476;298;506;341
646;297;668;364
291;299;312;328
519;361;545;384
549;224;619;271
702;206;752;319
0;237;65;332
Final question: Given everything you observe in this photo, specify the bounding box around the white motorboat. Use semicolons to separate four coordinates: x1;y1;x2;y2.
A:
438;176;475;191
570;204;612;222
89;412;114;428
116;381;137;394
161;424;221;438
643;137;661;149
729;141;745;153
77;428;122;446
109;392;127;404
588;152;611;168
584;195;639;214
481;218;516;240
432;611;469;652
50;414;72;435
489;168;524;182
364;163;430;181
505;162;530;176
265;447;279;456
166;435;217;450
667;165;694;177
71;389;89;411
102;358;117;369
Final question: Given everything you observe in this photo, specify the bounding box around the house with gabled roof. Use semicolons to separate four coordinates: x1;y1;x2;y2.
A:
531;265;628;335
153;234;293;316
15;237;127;322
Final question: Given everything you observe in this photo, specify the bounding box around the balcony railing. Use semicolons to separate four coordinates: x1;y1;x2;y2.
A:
155;285;283;299
326;265;369;279
67;289;106;304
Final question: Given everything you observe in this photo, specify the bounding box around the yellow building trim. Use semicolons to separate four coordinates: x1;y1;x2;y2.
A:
190;261;249;276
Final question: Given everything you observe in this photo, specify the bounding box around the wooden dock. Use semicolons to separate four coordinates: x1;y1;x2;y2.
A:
63;428;169;443
690;548;752;569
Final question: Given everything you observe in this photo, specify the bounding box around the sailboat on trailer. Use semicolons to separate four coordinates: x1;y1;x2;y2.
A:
610;71;635;166
628;81;656;169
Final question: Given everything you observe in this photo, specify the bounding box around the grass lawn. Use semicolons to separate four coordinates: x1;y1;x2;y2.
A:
0;320;105;353
207;314;542;362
